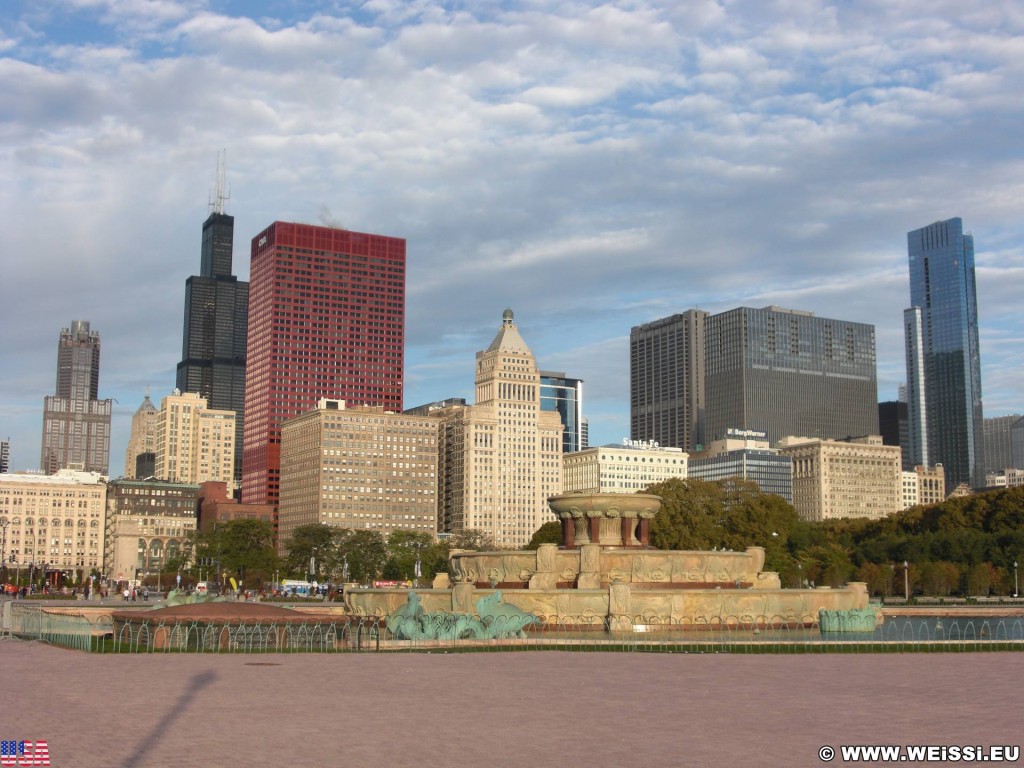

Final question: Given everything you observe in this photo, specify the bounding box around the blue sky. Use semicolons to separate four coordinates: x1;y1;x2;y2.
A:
2;0;1023;473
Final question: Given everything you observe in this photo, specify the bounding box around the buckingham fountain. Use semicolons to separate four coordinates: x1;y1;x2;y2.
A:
347;491;873;635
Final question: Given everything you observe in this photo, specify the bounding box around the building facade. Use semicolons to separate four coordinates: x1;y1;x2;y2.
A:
124;391;159;479
704;306;879;447
175;184;249;484
904;217;985;488
983;414;1023;474
154;391;236;485
435;310;564;548
688;429;793;502
562;441;687;494
104;479;199;585
540;371;585;453
630;310;707;451
777;435;902;522
0;468;106;579
40;321;112;475
277;399;438;553
0;440;8;474
901;464;946;509
241;222;406;514
878;400;911;471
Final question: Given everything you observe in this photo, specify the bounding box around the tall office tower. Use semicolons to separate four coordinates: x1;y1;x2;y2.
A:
983;414;1022;473
878;400;911;471
242;222;406;515
278;399;438;554
154;390;236;485
630;310;707;451
539;371;584;453
0;439;8;473
905;217;985;489
175;160;248;483
434;310;564;547
704;306;878;446
124;390;159;478
40;321;113;475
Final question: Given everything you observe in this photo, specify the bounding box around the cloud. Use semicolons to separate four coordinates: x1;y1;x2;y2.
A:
1;0;1023;472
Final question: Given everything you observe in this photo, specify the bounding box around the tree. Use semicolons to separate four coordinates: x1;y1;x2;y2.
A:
384;530;436;581
525;521;562;550
648;478;723;550
283;524;344;580
336;530;388;584
195;519;278;588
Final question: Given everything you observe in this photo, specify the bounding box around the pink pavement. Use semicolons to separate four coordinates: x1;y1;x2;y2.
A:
2;641;1020;768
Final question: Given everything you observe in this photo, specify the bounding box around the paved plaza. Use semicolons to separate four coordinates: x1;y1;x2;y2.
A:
2;640;1021;767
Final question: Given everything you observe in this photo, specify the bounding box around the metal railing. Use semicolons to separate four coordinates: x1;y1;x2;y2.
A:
4;602;1023;654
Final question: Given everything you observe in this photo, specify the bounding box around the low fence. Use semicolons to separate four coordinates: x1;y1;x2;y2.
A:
3;601;1023;654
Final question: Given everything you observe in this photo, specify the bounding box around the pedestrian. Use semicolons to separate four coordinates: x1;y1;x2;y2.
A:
123;587;130;603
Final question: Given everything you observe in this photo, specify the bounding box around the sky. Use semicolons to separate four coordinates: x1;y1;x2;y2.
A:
2;0;1023;474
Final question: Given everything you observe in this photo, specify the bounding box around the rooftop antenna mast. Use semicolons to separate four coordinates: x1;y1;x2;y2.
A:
209;149;230;214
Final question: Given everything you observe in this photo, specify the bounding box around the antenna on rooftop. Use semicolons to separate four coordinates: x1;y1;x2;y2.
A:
209;149;230;214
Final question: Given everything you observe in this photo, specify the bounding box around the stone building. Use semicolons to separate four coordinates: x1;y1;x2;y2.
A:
901;464;946;509
0;468;106;581
563;441;687;495
777;435;901;522
124;390;159;479
277;399;438;553
434;310;564;548
688;429;793;502
103;478;199;585
154;390;236;485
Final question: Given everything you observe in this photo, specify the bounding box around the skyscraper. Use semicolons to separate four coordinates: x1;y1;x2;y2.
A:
904;217;984;489
630;310;707;451
539;371;585;453
155;390;236;485
124;390;158;478
40;321;112;475
434;309;563;547
703;306;878;446
241;221;406;516
175;159;248;483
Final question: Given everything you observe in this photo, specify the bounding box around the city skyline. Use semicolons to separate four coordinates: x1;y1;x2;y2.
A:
2;1;1024;472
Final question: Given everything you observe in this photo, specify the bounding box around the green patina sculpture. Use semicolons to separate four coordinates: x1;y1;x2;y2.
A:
818;607;879;633
386;591;540;641
158;588;229;608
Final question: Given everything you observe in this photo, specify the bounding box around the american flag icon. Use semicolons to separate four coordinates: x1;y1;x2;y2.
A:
0;740;50;767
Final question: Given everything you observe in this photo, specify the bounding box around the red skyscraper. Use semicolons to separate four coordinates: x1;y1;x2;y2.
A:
241;222;406;512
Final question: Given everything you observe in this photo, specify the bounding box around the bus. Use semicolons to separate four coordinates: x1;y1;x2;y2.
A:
280;579;314;596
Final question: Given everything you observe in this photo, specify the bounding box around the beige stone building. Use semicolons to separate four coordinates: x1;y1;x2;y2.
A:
124;390;159;478
278;400;439;553
902;464;946;509
0;468;106;580
154;390;236;485
563;440;687;494
104;478;199;586
776;435;902;521
434;309;564;548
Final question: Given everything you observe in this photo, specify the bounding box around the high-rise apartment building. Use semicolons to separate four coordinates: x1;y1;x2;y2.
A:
40;321;112;475
540;371;585;453
124;390;159;478
241;222;406;516
278;399;438;553
904;217;985;489
704;306;878;446
434;310;563;547
630;310;707;451
176;163;248;483
154;391;236;485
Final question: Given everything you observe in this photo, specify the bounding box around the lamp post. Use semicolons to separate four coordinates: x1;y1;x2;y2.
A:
1014;561;1019;599
0;516;8;571
903;560;910;601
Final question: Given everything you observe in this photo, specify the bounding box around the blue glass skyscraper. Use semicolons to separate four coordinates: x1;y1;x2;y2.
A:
540;371;585;453
904;217;984;489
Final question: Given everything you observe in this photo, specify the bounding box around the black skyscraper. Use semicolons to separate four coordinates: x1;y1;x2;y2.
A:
176;161;248;483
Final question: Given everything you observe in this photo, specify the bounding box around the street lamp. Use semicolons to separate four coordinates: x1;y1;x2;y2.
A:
903;560;910;601
1014;561;1019;599
0;516;9;569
